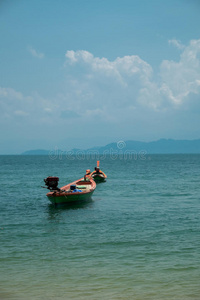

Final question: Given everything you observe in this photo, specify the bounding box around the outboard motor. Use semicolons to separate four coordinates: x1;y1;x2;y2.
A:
44;176;59;190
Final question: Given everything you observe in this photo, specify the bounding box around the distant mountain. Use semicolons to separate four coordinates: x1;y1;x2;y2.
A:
21;139;200;155
21;149;50;155
97;139;200;154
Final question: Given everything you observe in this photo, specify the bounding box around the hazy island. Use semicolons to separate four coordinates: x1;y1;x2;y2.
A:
21;139;200;155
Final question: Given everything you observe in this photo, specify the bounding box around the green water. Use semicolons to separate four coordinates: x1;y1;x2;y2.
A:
0;155;200;299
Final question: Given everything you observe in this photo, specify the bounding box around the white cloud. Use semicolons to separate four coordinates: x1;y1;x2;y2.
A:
65;40;200;114
0;87;23;100
65;50;152;84
160;39;200;106
1;39;200;147
0;88;45;122
64;50;154;116
2;40;200;122
14;110;29;116
28;46;44;59
0;86;78;126
168;39;185;50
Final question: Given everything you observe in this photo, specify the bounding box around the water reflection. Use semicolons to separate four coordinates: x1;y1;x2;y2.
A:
46;198;94;221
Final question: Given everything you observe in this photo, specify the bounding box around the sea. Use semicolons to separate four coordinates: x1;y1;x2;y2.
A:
0;154;200;300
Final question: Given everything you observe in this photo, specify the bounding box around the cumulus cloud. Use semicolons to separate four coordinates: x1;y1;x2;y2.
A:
64;40;200;116
65;50;152;84
28;46;44;59
1;39;200;145
64;50;154;118
160;39;200;106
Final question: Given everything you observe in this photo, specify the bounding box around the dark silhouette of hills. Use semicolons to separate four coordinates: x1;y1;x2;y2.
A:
97;139;200;154
21;139;200;155
22;149;50;155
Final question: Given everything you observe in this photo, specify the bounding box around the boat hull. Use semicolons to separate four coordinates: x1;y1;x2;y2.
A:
47;190;94;204
46;178;96;205
92;174;106;183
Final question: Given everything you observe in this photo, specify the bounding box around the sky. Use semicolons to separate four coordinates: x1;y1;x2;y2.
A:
1;0;200;154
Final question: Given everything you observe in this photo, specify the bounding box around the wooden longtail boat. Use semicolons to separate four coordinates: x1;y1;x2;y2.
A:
44;176;96;205
91;161;107;183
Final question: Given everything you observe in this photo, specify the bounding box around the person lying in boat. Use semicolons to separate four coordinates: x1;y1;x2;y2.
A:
95;167;100;173
91;167;107;178
84;169;92;181
69;184;82;192
93;167;103;174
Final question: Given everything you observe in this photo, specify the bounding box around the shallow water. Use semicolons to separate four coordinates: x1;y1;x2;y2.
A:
0;155;200;299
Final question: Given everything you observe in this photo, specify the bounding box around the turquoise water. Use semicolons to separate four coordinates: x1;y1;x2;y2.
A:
0;155;200;299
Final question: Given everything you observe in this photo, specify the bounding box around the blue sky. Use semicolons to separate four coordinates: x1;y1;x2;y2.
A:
1;0;200;154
